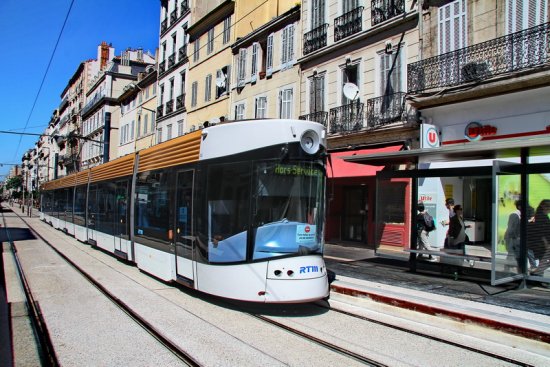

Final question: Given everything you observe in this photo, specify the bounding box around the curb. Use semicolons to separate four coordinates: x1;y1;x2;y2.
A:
330;283;550;343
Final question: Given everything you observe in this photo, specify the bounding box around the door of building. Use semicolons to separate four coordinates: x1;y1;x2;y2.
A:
342;186;368;242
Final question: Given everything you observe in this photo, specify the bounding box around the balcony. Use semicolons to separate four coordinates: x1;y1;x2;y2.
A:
334;7;364;42
299;111;329;128
365;92;411;128
371;0;405;27
408;22;550;94
161;19;167;34
329;100;364;134
166;100;174;114
176;94;185;110
159;60;166;74
157;104;164;118
303;24;328;55
178;45;187;63
168;53;175;68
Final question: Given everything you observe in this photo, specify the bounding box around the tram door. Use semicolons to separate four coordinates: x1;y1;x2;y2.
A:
174;170;195;283
114;180;130;258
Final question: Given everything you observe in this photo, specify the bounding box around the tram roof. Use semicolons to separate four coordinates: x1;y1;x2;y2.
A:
342;136;550;166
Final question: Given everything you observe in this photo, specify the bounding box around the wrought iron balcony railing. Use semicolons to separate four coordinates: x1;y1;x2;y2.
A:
178;44;187;62
159;60;166;74
157;104;164;118
168;53;175;68
329;100;364;134
371;0;405;26
335;7;364;42
303;24;329;55
176;94;185;110
161;19;167;34
166;100;174;114
298;111;329;127
365;92;409;128
408;22;550;94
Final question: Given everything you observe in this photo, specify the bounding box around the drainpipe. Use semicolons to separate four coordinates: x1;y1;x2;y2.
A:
103;112;111;164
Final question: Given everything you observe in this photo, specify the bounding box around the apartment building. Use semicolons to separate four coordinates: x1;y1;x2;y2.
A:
157;0;191;142
80;43;155;169
116;66;158;157
298;0;420;246
345;0;550;285
186;0;234;128
230;2;301;120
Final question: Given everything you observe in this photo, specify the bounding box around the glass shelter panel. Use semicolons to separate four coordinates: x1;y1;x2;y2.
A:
375;177;409;258
527;171;550;281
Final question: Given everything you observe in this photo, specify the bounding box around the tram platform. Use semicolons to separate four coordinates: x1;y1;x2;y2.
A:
324;242;550;343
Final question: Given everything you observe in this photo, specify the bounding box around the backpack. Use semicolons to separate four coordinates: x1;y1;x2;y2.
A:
423;212;436;232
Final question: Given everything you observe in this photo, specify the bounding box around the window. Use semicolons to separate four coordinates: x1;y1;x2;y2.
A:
237;49;246;86
234;103;245;120
205;74;212;102
266;34;274;76
169;78;175;100
279;88;293;119
130;120;135;140
177;120;184;136
162;42;167;61
216;66;230;98
223;16;231;44
144;114;149;135
191;81;198;107
309;73;325;113
180;71;186;96
137;117;142;138
311;0;326;29
167;124;172;140
152;83;157;95
172;33;177;54
255;96;267;118
281;25;295;69
160;84;165;104
207;28;214;54
438;0;467;55
157;127;163;144
139;91;143;103
343;62;360;104
135;170;171;242
379;48;404;97
251;43;259;82
193;38;200;62
150;113;155;133
507;0;548;33
343;0;359;13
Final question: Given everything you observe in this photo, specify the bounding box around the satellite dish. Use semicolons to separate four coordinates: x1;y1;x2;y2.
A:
215;73;226;88
343;83;359;100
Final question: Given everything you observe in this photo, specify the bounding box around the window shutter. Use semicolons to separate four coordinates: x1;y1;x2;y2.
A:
251;43;258;80
438;0;467;54
266;34;274;75
288;25;295;62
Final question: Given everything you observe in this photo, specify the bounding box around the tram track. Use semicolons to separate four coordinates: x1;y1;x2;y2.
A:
250;313;388;366
4;209;202;367
316;300;535;367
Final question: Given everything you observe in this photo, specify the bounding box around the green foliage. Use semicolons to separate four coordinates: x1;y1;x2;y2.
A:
5;176;22;190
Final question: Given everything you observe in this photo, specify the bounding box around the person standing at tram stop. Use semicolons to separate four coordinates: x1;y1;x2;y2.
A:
448;205;471;254
528;199;550;274
504;200;522;268
416;202;438;261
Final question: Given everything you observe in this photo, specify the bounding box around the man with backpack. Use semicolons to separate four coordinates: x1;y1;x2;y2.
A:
417;201;437;261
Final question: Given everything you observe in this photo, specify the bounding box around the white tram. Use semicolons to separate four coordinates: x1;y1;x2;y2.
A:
40;119;329;303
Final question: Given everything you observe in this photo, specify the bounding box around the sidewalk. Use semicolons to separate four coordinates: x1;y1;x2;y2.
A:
324;242;550;343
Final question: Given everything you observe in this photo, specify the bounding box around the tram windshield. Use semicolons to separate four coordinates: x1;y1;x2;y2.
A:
252;161;325;260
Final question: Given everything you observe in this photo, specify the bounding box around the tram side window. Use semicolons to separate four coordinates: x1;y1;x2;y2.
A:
95;181;116;235
41;192;53;214
55;189;68;220
205;163;251;263
65;187;74;224
135;170;171;242
74;185;87;227
88;185;99;230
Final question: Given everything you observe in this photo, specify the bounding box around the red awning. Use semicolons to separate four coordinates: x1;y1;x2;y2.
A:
327;145;403;178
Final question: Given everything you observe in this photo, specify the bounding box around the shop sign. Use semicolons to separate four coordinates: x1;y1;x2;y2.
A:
420;123;440;148
464;122;497;141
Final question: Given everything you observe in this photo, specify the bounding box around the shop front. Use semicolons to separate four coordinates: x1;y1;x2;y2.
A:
345;88;550;285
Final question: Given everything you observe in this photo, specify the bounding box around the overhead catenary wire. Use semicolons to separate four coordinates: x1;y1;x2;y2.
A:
13;0;76;161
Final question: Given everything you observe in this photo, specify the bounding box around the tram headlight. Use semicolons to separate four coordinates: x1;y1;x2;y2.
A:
300;130;320;154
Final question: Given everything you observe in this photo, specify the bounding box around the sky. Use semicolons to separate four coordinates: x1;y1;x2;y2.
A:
0;0;160;180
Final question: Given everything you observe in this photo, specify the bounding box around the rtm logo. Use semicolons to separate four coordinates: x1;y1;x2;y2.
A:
300;266;319;274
